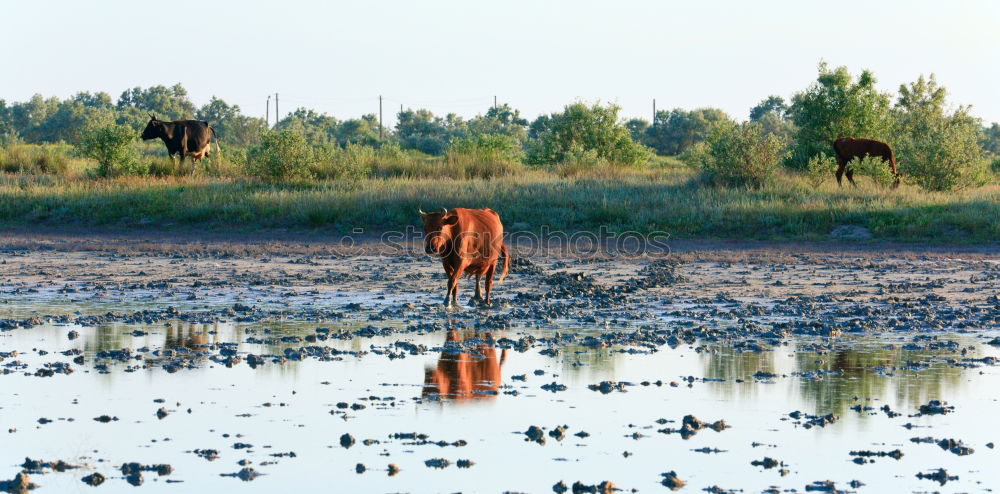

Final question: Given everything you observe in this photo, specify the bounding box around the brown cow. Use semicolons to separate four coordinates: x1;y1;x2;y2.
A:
832;137;900;188
420;207;509;307
423;330;506;401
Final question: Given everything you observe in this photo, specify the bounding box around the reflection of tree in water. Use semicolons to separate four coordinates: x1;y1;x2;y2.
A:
423;330;505;401
703;340;968;415
703;348;778;402
163;322;220;349
795;345;966;415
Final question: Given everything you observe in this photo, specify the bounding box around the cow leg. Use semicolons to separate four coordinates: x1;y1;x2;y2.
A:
483;264;496;306
472;274;483;302
445;270;461;308
846;169;857;187
835;161;846;186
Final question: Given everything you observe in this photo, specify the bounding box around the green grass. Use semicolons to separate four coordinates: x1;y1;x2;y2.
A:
1;163;996;242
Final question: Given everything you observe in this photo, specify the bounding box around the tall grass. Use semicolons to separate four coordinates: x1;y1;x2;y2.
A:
0;143;89;176
0;168;996;242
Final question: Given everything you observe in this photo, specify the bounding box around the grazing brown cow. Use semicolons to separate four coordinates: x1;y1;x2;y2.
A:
420;207;509;307
832;137;900;188
422;330;506;401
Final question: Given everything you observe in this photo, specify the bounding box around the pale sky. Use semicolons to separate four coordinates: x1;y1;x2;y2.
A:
3;0;999;126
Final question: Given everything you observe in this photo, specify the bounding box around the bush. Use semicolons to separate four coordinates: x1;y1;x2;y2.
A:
526;102;653;167
443;133;524;179
897;124;990;191
893;75;990;191
311;143;375;181
687;122;786;188
1;144;73;175
848;155;897;188
247;130;315;182
805;152;837;188
76;123;144;177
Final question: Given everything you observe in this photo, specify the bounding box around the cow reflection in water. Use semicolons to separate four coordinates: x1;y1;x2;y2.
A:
423;330;506;401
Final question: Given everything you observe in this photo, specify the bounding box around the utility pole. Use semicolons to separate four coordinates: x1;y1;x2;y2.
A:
494;95;497;110
266;95;271;128
275;93;279;126
652;98;656;124
379;95;383;139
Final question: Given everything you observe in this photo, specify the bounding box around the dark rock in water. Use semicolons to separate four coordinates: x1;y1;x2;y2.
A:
917;400;954;415
355;463;365;474
67;330;79;340
804;480;839;492
193;449;218;461
93;415;117;423
524;425;546;445
849;449;903;460
553;481;568;493
387;464;400;476
0;472;36;493
916;468;957;486
933;438;974;456
220;468;261;481
81;473;105;486
424;458;450;469
21;458;78;474
541;382;567;392
788;411;839;429
660;471;685;490
340;433;355;448
456;459;474;468
751;457;782;469
549;426;567;441
125;473;143;486
570;480;616;493
155;407;169;419
120;463;172;476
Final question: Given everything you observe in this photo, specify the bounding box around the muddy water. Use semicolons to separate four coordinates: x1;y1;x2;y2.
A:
2;249;999;493
2;313;998;493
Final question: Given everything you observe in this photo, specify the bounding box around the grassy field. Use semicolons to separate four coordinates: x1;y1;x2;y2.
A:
1;154;996;243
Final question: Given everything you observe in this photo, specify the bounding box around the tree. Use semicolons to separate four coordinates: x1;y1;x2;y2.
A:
980;122;1000;156
466;104;529;144
7;94;60;142
525;101;652;166
892;74;989;191
787;63;895;168
37;92;116;143
395;108;454;155
624;118;650;143
644;108;732;155
197;97;266;149
749;96;787;122
116;84;198;133
335;114;383;147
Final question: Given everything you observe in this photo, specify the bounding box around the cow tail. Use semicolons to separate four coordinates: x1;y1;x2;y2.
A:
211;127;221;155
498;244;509;283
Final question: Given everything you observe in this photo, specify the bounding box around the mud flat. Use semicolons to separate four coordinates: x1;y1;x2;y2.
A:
0;235;998;492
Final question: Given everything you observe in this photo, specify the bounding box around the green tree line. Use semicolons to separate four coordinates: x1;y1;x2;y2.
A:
1;62;998;190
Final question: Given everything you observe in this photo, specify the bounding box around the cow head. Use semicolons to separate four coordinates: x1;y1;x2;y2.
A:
892;172;902;189
420;208;458;256
141;114;166;140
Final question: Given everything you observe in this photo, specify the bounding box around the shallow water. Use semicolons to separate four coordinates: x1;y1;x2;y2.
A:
2;307;999;493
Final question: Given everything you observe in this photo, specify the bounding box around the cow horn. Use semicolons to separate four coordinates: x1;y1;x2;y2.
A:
441;208;448;215
418;208;427;216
